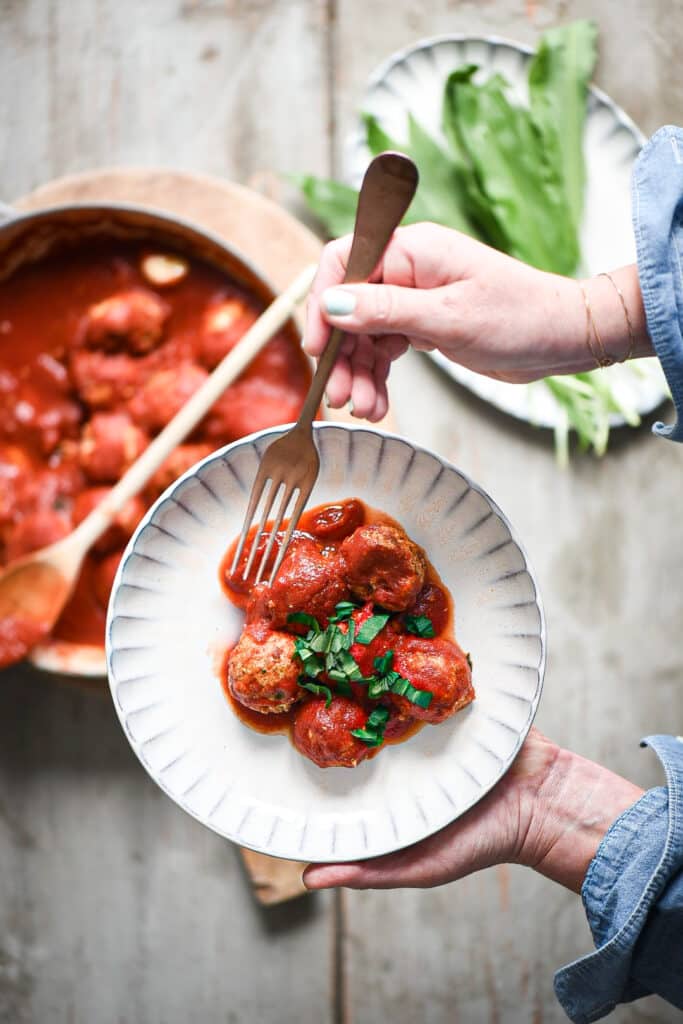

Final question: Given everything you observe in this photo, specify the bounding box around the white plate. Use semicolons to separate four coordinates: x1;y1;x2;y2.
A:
344;35;668;429
106;424;545;862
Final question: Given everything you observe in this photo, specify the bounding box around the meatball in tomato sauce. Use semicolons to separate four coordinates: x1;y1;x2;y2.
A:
293;697;371;768
82;288;170;353
228;628;302;714
341;523;426;612
78;411;148;483
389;637;474;724
246;536;349;629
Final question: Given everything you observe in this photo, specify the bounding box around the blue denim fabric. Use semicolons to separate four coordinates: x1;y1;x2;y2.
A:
632;125;683;441
554;736;683;1022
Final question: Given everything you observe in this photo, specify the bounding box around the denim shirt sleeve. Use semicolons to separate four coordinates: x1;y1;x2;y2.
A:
632;126;683;441
554;735;683;1023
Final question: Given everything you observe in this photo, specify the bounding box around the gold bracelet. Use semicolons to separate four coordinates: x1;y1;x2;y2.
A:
578;283;615;368
599;271;635;362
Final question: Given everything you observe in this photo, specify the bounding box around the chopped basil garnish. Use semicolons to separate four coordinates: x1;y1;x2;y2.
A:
373;650;394;676
351;706;390;747
354;613;390;645
287;612;321;632
385;671;433;708
289;607;433;711
298;679;333;706
328;600;359;623
404;614;435;638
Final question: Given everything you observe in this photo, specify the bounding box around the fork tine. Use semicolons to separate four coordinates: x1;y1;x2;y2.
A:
229;460;273;577
242;476;282;582
267;484;311;586
254;482;297;586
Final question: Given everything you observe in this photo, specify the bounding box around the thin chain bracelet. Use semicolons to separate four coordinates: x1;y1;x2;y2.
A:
578;282;615;368
599;271;636;362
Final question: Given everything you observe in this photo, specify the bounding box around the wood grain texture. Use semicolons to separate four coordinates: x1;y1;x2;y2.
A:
1;0;682;1021
332;2;683;1022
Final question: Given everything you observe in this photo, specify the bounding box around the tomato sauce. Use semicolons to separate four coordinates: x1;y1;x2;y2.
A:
0;239;312;661
218;498;460;760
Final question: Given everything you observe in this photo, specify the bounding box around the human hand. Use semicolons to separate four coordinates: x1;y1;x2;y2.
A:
304;223;650;420
303;727;643;893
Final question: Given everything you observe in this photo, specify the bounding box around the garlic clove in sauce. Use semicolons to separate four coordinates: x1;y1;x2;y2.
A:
140;253;189;288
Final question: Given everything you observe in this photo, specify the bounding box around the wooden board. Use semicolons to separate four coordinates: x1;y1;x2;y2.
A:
3;2;682;1021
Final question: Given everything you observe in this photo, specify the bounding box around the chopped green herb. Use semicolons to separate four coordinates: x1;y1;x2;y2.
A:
328;600;359;623
355;613;390;645
373;650;394;676
351;706;390;747
287;612;321;632
404;614;436;638
298;679;333;706
386;671;433;709
367;676;392;700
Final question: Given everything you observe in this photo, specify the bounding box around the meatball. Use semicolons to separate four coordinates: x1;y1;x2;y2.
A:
293;697;371;768
4;509;71;562
72;487;146;554
93;551;123;608
0;374;82;455
148;443;214;494
198;296;259;369
228;628;301;714
82;289;170;353
346;601;397;678
128;363;208;432
70;350;145;409
78;412;148;483
404;583;450;636
200;377;304;443
246;536;348;629
388;637;474;724
341;524;426;612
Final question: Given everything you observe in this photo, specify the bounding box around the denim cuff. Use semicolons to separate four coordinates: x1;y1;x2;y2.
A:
632;126;683;441
554;735;683;1023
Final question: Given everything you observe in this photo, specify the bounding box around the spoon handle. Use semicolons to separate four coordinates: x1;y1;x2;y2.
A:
295;152;418;429
70;263;317;553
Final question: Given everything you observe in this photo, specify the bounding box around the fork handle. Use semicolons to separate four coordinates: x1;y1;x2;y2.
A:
296;152;419;428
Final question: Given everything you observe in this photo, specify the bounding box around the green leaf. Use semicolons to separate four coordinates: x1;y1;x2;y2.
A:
366;707;390;729
404;614;435;638
351;706;390;747
528;20;598;231
443;68;579;274
287;612;320;632
373;650;394;676
387;671;433;708
354;613;391;645
362;112;480;236
328;601;359;624
368;676;391;699
298;679;333;706
294;175;358;238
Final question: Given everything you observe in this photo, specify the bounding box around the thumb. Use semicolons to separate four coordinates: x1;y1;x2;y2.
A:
320;282;448;342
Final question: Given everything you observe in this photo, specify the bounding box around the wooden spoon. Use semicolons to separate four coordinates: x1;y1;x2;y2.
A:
0;263;317;669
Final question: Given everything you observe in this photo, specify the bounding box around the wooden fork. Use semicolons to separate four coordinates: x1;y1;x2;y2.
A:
230;151;419;588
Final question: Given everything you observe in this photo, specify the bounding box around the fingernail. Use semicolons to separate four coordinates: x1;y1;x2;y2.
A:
322;287;356;317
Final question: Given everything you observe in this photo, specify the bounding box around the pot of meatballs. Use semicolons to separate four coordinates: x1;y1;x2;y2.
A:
221;498;475;769
0;202;312;676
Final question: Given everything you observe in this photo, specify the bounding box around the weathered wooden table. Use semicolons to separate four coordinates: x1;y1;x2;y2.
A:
1;2;682;1021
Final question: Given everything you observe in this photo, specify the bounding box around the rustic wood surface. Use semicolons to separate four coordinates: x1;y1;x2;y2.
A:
1;1;682;1021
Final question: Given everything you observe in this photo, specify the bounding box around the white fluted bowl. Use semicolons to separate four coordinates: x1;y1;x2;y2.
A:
106;425;545;862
